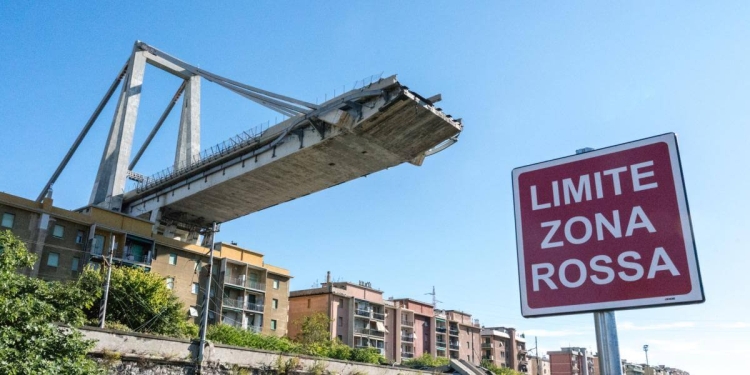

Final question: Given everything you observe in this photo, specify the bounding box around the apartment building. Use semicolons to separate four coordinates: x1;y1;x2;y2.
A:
480;326;528;372
529;356;551;375
548;347;594;375
0;191;291;336
289;277;482;364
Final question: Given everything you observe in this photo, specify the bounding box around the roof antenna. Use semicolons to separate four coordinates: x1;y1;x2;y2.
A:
425;285;442;307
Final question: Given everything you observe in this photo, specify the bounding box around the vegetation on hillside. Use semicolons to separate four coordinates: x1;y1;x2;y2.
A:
0;230;102;374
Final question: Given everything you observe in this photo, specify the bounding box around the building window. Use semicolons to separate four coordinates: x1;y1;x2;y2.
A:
168;253;177;265
92;235;105;255
194;259;202;272
271;319;277;331
47;252;59;267
166;277;174;290
272;299;279;310
272;279;279;289
1;213;14;228
52;224;64;238
307;299;311;308
339;298;344;306
192;283;199;294
337;334;343;341
71;257;80;271
338;317;343;327
75;230;85;244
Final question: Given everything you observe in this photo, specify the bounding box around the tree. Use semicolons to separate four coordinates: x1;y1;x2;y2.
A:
0;230;102;374
293;312;331;345
77;263;197;338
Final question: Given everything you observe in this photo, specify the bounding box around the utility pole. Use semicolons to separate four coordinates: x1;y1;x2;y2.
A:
98;234;115;328
197;222;219;373
643;345;649;372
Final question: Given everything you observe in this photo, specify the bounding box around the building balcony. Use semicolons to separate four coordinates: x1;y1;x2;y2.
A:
401;335;414;342
401;319;413;327
373;311;385;320
121;252;152;265
247;280;265;291
246;302;264;313
222;298;245;310
224;275;265;291
449;329;459;336
449;343;460;350
354;328;385;338
436;326;447;333
483;356;494;361
355;309;371;318
436;341;446;349
482;342;493;349
402;351;414;359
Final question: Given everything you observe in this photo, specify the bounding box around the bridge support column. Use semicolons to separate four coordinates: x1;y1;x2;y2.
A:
175;75;201;170
90;49;147;209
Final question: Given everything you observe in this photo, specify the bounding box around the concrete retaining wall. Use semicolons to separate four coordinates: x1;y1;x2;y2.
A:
80;327;433;375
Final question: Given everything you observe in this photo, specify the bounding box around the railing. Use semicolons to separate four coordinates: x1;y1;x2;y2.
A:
449;343;460;350
436;341;447;349
121;253;151;264
401;335;414;342
247;280;265;291
223;298;245;309
224;275;265;291
372;312;385;320
402;352;414;358
225;275;245;287
449;329;459;336
482;342;493;348
134;121;271;193
401;319;413;327
222;317;243;329
436;326;447;333
355;309;371;317
246;303;264;312
354;328;385;338
482;356;494;361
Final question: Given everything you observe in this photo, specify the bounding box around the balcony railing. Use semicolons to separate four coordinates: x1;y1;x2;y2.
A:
372;312;385;320
436;341;447;349
246;302;264;312
401;335;414;342
402;352;414;358
355;328;385;338
247;280;265;290
449;329;459;336
436;326;447;333
401;319;413;327
449;343;460;350
483;356;494;361
224;275;265;291
482;342;493;348
121;252;151;264
223;298;245;309
355;309;371;317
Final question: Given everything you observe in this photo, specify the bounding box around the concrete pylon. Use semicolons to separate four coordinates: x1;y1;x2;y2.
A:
90;49;147;209
174;75;201;170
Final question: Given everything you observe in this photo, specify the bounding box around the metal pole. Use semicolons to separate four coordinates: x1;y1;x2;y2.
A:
536;336;540;375
594;311;622;375
99;234;116;328
643;345;649;372
37;62;128;202
197;222;219;372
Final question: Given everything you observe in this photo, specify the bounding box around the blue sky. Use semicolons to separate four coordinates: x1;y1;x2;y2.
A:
1;2;748;373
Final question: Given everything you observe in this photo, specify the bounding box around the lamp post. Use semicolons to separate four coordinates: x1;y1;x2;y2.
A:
643;345;649;372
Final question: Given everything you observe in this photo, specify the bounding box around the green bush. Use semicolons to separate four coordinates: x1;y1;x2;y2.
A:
349;347;383;364
402;353;450;368
481;359;523;375
207;324;299;352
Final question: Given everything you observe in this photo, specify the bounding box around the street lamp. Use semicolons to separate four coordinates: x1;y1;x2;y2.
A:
643;345;649;370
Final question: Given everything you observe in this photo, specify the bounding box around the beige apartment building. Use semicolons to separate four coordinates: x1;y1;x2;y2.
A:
289;277;482;364
0;191;291;336
480;326;528;372
529;356;551;375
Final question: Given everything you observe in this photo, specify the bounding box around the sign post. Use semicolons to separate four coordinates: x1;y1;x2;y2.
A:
512;133;704;374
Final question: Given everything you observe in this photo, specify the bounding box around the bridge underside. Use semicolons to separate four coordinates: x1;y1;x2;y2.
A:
122;78;461;229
